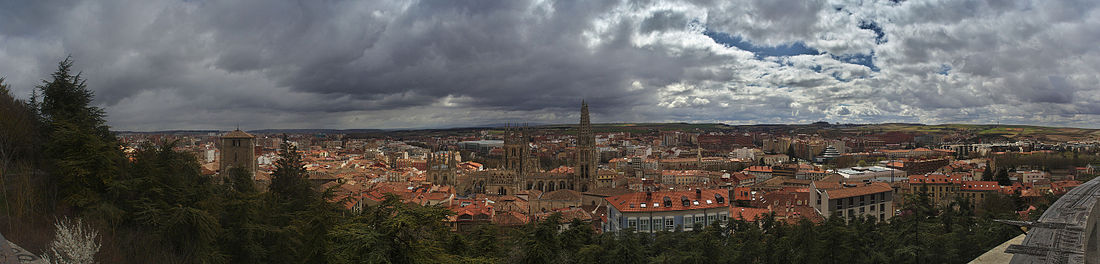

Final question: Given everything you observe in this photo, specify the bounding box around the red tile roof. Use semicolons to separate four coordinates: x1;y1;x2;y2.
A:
908;173;962;184
493;211;530;226
729;207;771;221
745;166;773;173
960;181;999;191
606;189;729;213
823;182;892;199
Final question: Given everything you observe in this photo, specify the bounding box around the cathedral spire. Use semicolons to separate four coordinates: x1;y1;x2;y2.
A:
580;100;590;127
574;100;596;192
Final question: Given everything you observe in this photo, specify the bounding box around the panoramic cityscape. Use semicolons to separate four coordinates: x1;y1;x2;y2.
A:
2;0;1100;264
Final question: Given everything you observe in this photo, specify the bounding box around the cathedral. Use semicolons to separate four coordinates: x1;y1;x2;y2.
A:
450;101;599;195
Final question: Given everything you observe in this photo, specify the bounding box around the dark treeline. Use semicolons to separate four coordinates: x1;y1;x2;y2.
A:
1;58;1022;263
994;151;1100;172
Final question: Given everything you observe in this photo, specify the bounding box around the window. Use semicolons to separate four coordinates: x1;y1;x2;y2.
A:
628;219;637;229
683;215;693;231
859;207;865;213
719;213;728;222
640;219;649;231
848;209;854;216
665;218;675;230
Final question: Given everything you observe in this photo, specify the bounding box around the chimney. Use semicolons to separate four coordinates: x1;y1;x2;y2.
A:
695;188;702;199
646;190;652;201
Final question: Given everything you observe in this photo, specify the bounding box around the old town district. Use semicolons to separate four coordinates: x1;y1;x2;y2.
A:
117;104;1093;234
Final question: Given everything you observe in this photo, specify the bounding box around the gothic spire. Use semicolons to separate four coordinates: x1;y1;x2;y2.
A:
580;100;590;127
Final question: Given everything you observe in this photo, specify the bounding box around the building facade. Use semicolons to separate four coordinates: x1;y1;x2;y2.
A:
604;189;731;233
811;181;894;222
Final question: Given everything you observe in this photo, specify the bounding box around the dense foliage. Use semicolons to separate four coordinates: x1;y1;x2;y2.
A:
0;58;1025;263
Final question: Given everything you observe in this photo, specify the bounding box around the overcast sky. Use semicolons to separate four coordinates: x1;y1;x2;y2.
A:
1;0;1098;130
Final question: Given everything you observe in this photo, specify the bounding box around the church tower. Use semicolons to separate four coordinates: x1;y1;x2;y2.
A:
503;124;533;175
428;151;458;186
574;101;597;192
219;129;257;176
503;124;521;172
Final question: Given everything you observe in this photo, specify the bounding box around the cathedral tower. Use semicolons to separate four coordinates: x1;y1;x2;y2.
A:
574;101;597;192
503;124;524;172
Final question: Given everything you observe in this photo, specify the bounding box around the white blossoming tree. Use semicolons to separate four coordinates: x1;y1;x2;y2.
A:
41;217;100;264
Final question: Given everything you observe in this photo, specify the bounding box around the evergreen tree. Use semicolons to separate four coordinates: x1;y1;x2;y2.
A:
118;142;224;263
269;136;313;207
0;77;44;220
995;169;1012;186
37;57;123;210
327;194;454;264
981;165;993;181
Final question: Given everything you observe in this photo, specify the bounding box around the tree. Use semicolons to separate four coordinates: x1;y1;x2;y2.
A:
0;77;44;222
37;57;123;210
995;169;1011;186
981;165;993;181
269;137;313;206
327;194;454;264
787;144;797;161
118;142;224;263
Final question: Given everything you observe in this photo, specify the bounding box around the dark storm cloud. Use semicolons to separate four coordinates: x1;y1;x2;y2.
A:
1;0;1100;130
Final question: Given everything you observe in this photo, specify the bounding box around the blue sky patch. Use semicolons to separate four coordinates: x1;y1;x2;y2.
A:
703;30;823;59
858;20;887;44
832;52;879;72
938;64;951;75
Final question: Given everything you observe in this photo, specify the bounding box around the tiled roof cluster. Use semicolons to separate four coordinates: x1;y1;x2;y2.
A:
606;189;729;213
822;182;892;199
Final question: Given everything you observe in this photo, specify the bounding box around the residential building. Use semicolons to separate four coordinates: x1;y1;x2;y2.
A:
811;181;894;222
907;173;963;206
604;189;731;233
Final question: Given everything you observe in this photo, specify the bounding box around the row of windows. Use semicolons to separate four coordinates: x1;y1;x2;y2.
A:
835;193;888;210
622;213;729;232
841;203;887;217
837;201;887;212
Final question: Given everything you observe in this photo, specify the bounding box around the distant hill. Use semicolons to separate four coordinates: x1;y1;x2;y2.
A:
853;123;1100;141
116;123;1100;142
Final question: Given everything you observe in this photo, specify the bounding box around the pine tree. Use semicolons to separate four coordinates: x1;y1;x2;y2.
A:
995;169;1012;186
269;136;313;205
37;57;123;210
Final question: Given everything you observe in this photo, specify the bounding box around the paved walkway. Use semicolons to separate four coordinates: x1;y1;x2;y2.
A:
0;233;46;264
970;233;1026;264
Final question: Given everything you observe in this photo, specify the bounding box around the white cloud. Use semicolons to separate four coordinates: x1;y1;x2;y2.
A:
0;0;1098;129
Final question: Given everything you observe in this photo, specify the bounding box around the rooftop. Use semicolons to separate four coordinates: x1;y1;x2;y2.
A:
606;189;728;213
821;182;892;199
222;129;255;138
